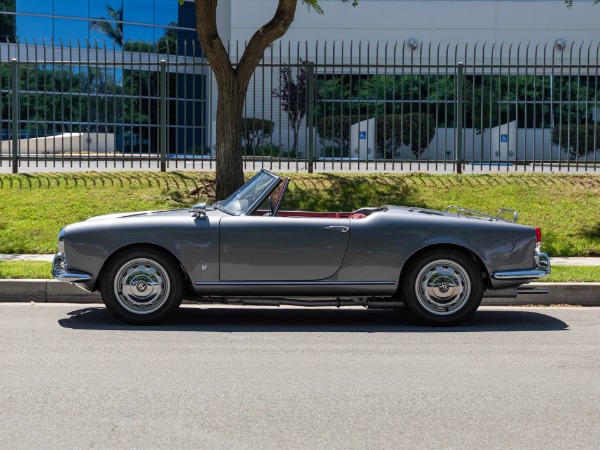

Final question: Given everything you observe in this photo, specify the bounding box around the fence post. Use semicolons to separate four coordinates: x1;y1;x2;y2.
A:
455;62;465;174
10;58;19;174
306;62;315;173
159;60;167;172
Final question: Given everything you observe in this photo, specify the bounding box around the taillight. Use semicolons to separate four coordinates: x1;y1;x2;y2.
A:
535;228;542;244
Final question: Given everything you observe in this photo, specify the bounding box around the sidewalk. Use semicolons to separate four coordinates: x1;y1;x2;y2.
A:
1;254;599;306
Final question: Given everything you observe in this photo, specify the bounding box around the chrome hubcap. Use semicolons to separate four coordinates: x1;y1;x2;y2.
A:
415;259;471;315
113;258;170;315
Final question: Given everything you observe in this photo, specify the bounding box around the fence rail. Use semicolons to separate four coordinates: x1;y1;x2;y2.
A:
1;40;599;174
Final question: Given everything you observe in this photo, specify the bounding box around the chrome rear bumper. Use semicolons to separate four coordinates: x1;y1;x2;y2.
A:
52;252;92;284
491;252;551;281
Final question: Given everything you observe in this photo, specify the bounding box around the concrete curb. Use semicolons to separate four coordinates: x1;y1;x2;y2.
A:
483;283;600;307
0;280;598;306
0;280;102;303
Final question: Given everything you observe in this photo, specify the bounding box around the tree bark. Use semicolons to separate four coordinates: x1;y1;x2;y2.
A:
196;0;298;200
214;77;245;200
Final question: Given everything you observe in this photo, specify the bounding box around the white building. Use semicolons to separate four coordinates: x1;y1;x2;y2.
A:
202;1;600;161
218;0;599;54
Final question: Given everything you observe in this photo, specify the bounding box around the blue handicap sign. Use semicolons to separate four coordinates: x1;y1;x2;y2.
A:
500;134;509;143
359;131;367;140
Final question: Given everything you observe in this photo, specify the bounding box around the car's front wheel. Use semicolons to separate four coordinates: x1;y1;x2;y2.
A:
401;249;484;326
100;248;184;325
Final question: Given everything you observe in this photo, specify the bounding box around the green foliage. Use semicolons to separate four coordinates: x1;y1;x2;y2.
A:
315;72;599;134
280;149;299;158
0;63;129;136
254;143;284;157
0;24;182;150
376;113;436;158
316;114;360;153
321;145;350;158
186;147;211;156
301;0;358;14
316;113;436;158
241;118;275;155
90;3;124;48
0;0;16;42
551;124;600;160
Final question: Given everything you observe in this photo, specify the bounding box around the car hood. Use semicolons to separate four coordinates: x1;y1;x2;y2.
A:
85;210;182;221
85;207;221;222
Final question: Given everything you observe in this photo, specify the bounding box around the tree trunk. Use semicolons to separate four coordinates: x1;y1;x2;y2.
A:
196;0;298;199
214;77;246;200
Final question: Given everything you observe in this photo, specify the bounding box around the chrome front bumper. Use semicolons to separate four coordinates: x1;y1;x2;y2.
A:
52;252;92;284
491;252;551;281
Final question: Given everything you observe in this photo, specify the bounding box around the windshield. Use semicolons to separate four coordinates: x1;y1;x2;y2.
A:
216;170;281;215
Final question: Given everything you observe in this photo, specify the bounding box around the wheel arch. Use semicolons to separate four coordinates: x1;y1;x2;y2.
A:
94;243;193;293
398;243;491;294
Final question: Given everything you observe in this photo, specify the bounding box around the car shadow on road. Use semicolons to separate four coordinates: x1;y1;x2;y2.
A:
58;305;569;332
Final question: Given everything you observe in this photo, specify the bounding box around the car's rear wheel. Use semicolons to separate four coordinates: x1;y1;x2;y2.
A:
401;249;484;326
100;248;184;325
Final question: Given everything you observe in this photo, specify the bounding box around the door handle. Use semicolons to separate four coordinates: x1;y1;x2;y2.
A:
324;225;349;233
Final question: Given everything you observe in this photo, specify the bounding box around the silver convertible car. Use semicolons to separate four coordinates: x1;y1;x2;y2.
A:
53;169;550;326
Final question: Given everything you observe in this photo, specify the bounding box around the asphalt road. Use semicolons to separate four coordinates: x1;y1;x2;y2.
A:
1;304;599;449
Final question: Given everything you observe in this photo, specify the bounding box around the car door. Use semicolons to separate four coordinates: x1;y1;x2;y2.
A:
219;216;350;281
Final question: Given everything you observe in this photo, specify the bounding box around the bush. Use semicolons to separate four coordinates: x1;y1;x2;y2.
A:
185;147;211;156
321;145;350;158
280;149;299;159
376;113;436;158
551;124;600;160
254;143;284;157
316;115;362;154
317;113;435;159
242;118;275;154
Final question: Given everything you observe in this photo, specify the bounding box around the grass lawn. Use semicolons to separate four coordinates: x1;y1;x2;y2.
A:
0;171;599;256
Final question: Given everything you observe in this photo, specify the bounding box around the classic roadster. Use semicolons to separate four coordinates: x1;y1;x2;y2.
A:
53;169;550;326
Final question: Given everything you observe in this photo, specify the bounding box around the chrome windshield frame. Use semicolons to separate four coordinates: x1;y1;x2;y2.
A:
216;170;282;216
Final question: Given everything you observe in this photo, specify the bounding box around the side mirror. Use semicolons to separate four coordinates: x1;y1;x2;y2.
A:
190;203;207;219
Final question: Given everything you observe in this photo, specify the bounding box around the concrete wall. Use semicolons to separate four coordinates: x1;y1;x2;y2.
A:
1;133;116;155
270;124;597;163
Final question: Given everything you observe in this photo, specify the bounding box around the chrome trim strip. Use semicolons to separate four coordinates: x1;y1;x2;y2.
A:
52;253;92;283
324;225;350;233
194;280;396;286
492;252;551;281
492;269;550;280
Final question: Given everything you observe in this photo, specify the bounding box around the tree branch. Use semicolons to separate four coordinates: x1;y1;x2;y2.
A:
236;0;298;82
196;0;235;79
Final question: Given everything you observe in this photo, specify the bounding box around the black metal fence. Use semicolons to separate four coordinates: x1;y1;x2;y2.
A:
1;40;599;173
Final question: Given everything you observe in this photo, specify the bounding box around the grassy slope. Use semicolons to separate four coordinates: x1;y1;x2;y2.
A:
0;171;599;256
